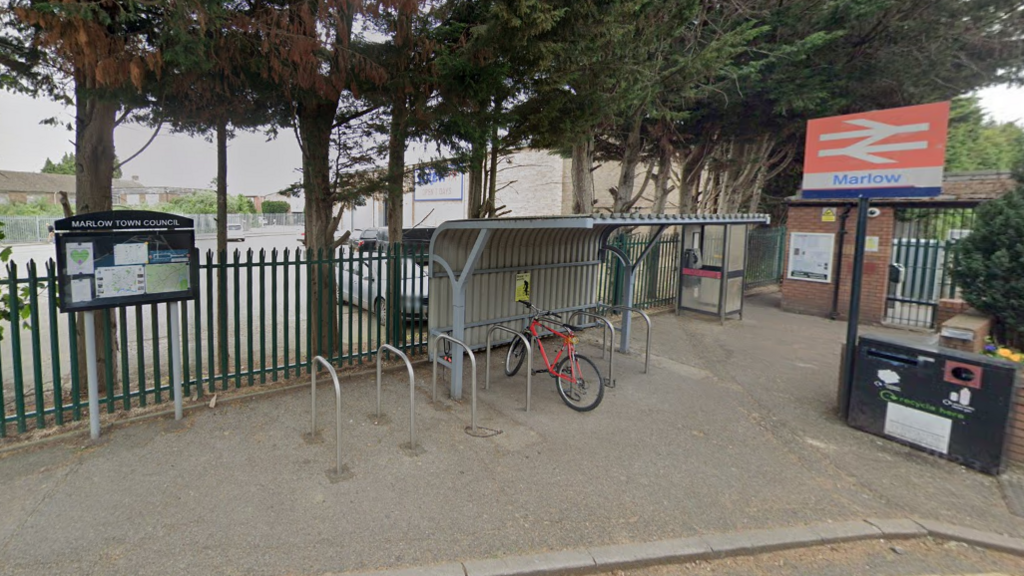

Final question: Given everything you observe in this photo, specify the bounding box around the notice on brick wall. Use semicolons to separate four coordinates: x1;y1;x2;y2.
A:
786;232;835;283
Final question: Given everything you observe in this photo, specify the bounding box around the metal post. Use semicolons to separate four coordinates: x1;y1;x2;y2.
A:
310;356;344;477
567;311;616;387
169;302;183;421
431;334;478;433
613;225;667;353
375;344;417;449
719;226;732;325
619;271;636;353
84;310;100;440
485;325;533;412
840;198;870;420
445;229;491;400
602;305;652;375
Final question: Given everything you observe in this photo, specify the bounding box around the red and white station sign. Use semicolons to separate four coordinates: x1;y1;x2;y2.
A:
802;102;950;199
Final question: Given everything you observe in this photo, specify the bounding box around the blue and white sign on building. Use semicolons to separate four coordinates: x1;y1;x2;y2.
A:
802;102;951;199
414;168;464;202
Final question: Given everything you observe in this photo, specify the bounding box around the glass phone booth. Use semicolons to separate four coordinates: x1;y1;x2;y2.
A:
677;223;748;322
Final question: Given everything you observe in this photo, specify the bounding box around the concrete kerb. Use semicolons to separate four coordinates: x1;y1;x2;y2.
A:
0;357;431;459
337;519;1024;576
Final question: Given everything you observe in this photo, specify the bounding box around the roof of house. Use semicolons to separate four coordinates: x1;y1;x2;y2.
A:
0;170;145;194
790;170;1018;206
941;170;1018;201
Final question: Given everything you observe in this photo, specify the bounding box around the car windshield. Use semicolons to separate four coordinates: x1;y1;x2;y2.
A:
360;230;376;239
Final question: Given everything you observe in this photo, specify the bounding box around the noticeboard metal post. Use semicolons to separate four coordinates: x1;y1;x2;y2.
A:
53;211;198;439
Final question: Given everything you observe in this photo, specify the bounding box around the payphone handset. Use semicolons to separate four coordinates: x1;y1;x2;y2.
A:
683;247;702;269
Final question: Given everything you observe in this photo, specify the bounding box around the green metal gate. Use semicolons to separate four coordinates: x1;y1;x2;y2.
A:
885;207;976;328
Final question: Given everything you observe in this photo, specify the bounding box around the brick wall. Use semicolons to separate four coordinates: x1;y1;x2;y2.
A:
936;298;970;330
781;204;895;324
1009;379;1024;464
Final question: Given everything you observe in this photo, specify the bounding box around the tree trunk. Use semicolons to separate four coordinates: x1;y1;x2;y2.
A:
486;128;498;217
298;97;340;357
613;113;643;213
571;134;595;214
646;140;674;301
467;139;485;219
386;94;409;346
216;119;228;254
73;77;118;398
652;139;673;214
386;96;408;245
216;118;229;379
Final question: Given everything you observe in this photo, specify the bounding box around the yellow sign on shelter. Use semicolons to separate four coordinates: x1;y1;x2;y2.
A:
515;272;531;303
821;208;837;223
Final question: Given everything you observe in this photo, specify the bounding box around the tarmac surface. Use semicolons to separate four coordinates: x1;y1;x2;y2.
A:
2;293;1023;575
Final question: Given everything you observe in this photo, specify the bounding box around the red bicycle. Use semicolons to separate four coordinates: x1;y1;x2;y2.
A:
505;302;604;412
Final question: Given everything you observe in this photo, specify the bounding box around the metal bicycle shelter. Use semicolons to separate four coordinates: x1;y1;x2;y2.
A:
427;213;770;399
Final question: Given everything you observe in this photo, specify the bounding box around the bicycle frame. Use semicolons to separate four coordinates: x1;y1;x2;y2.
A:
526;318;579;383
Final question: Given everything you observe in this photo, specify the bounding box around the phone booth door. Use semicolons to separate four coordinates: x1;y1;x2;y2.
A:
679;224;725;314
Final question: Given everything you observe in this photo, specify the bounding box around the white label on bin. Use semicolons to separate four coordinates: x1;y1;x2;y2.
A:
884;403;951;454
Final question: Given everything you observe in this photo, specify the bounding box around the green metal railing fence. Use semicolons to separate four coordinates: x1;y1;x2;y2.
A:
745;227;787;289
597;233;680;310
0;244;428;437
885;207;977;328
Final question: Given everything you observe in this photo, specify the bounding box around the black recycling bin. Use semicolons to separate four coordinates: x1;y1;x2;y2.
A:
847;334;1019;475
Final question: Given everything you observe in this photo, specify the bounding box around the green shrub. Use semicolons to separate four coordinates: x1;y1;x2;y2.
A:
261;200;291;214
952;184;1024;345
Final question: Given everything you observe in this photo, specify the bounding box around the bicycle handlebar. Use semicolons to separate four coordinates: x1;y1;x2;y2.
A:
519;301;561;320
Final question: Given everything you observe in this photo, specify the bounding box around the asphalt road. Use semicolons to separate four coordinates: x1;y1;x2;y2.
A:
614;538;1024;576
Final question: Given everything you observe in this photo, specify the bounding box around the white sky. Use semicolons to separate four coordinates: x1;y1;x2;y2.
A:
0;85;1021;194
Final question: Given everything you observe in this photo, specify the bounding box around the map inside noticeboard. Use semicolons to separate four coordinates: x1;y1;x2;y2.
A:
56;230;198;312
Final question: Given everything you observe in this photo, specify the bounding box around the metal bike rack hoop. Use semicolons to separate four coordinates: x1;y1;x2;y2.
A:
376;345;418;450
431;333;481;434
485;325;533;412
310;356;345;477
600;305;652;374
567;311;616;387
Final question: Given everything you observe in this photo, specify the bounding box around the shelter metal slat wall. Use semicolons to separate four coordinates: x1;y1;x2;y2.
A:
429;226;600;350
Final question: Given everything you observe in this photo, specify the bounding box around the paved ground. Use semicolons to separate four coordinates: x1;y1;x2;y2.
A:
616;538;1024;575
1;293;1023;576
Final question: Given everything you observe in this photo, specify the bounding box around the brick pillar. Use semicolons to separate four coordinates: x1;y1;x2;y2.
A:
781;203;894;324
936;298;970;330
1010;378;1024;465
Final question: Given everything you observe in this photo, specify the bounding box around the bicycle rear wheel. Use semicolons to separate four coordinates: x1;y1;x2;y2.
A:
554;354;604;412
504;337;527;377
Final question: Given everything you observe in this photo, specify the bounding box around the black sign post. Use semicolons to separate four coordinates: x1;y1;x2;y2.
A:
839;198;870;419
54;211;198;439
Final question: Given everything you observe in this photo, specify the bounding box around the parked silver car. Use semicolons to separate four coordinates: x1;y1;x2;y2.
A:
338;255;428;322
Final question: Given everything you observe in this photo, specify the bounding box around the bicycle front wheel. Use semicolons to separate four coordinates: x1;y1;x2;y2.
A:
504;337;527;377
555;354;604;412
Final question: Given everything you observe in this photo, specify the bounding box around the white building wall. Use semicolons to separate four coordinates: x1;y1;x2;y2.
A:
494;149;565;217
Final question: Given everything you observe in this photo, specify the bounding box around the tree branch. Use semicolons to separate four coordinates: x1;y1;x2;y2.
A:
332;105;380;129
115;121;163;170
114;106;135;127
